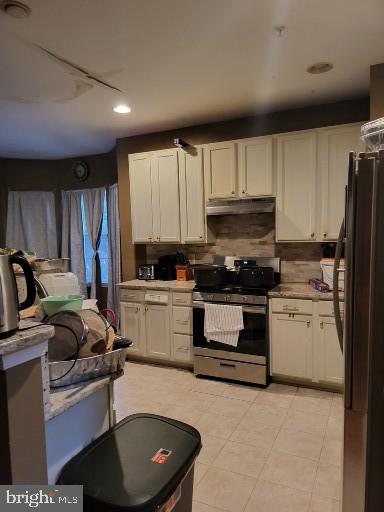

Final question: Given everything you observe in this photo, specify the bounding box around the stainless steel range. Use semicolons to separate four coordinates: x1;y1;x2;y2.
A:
192;257;280;387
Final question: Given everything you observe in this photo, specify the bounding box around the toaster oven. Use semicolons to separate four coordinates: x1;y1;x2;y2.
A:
138;264;158;280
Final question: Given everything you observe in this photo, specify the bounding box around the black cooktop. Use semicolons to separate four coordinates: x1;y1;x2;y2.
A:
193;283;277;296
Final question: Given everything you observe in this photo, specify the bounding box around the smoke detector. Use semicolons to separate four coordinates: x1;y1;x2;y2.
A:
0;0;31;18
307;62;334;74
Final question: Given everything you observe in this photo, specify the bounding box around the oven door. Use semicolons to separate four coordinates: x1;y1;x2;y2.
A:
192;301;267;365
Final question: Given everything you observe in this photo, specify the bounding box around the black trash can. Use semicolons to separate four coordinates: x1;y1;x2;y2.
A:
58;413;202;512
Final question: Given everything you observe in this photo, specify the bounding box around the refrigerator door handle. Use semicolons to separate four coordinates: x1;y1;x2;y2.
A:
333;218;345;352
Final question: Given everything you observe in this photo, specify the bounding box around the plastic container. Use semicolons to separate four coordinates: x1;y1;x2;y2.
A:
58;413;202;512
320;259;344;291
361;117;384;151
41;294;83;316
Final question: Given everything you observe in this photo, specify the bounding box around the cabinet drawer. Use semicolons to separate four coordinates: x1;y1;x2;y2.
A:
318;300;344;317
120;289;144;303
173;334;192;362
194;356;267;385
271;298;313;315
173;292;192;306
172;306;192;334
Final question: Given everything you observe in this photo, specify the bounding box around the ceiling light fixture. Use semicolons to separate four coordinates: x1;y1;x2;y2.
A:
0;0;31;18
113;104;131;114
307;62;334;74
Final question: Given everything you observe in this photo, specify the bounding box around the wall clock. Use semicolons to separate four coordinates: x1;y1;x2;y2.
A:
72;160;90;181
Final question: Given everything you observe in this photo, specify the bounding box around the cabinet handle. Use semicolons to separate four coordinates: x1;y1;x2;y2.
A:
220;362;236;368
320;321;324;329
231;190;235;195
176;320;189;324
310;232;315;239
148;237;152;241
144;306;148;312
323;233;327;238
199;235;204;239
283;306;299;312
175;298;184;303
242;190;246;194
307;320;311;328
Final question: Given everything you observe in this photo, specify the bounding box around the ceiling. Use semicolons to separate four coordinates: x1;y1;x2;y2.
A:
0;0;383;159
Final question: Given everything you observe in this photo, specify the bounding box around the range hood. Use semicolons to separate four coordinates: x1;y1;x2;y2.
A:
206;197;275;216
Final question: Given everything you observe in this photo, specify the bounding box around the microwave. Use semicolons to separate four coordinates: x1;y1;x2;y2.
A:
138;264;158;280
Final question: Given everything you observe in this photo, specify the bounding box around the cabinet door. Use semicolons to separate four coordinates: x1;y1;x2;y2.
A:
152;149;181;243
179;148;206;243
318;124;362;240
317;317;344;385
145;304;171;359
204;141;237;199
276;131;317;241
238;137;273;197
120;302;145;355
128;153;154;243
173;334;193;363
271;313;313;379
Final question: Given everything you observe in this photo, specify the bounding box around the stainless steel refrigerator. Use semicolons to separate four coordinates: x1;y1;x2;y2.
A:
333;149;384;512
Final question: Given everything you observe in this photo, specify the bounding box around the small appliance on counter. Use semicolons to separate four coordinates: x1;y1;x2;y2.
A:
157;254;178;281
0;254;36;338
137;263;159;280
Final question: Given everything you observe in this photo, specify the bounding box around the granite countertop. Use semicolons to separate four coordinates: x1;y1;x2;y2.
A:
117;279;195;292
269;283;344;301
46;375;118;421
0;322;54;356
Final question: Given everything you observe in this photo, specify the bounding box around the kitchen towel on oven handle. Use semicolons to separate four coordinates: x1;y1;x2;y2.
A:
203;303;244;347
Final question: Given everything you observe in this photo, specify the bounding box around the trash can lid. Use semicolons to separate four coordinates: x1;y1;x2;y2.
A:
59;413;202;511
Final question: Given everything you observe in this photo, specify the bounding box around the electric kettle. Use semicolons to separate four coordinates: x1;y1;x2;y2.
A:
0;255;36;338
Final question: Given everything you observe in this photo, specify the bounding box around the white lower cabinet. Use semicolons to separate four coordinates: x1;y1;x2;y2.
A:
270;298;344;387
316;316;344;385
120;289;193;365
270;314;313;379
120;302;145;356
144;304;171;360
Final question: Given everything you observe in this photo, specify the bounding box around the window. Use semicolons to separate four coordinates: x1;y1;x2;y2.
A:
81;193;109;284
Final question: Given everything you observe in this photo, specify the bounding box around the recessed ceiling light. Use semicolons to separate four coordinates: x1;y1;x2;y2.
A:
113;104;131;114
307;62;334;74
0;0;31;18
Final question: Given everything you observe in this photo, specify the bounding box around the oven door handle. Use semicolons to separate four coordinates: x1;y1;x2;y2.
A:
192;301;266;315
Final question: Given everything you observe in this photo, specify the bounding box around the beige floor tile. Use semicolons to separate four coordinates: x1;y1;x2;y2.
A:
194;411;240;440
320;437;343;466
273;428;323;461
260;449;318;492
309;494;340;512
283;409;329;436
325;416;344;440
291;395;333;416
330;397;344;420
245;403;288;427
221;383;260;402
244;479;311;512
194;467;256;512
194;462;209;486
266;383;298;396
313;463;342;499
165;404;203;426
183;390;218;412
255;390;295;408
210;396;251;420
193;501;226;512
212;440;267;478
230;419;279;452
296;387;335;400
191;378;232;396
198;435;226;464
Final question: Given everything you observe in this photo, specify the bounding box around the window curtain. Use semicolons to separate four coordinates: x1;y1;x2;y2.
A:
107;184;121;319
82;188;105;299
6;190;58;258
61;190;87;295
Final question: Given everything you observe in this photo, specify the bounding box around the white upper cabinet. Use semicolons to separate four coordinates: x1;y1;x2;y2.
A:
318;124;362;240
238;136;273;197
204;141;237;199
128;152;154;243
129;149;181;243
153;149;181;243
179;148;206;243
276;131;317;241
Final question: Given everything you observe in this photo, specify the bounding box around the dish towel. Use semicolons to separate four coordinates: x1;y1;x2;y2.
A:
204;303;244;347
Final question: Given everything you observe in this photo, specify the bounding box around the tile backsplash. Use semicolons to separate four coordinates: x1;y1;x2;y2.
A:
146;213;323;283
